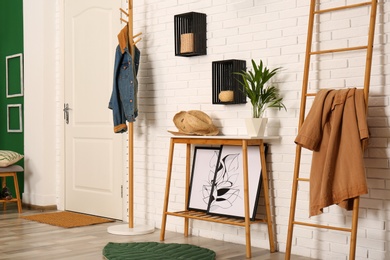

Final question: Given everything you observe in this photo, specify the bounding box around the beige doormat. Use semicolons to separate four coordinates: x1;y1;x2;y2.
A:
21;211;115;228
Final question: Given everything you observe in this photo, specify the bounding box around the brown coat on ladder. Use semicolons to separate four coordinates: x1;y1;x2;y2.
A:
285;1;378;259
295;88;369;217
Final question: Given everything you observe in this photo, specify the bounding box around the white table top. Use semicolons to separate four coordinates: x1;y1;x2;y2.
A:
166;131;279;140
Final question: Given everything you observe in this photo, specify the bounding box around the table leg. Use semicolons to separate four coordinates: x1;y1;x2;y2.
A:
260;141;275;252
160;139;175;241
1;177;5;211
13;173;22;213
242;140;252;258
184;143;191;236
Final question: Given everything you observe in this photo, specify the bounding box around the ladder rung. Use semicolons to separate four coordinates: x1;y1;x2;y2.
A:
297;178;309;182
305;87;365;97
293;221;352;232
311;45;367;55
314;2;372;14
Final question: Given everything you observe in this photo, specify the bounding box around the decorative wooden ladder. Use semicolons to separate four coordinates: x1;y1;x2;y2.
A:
285;1;378;259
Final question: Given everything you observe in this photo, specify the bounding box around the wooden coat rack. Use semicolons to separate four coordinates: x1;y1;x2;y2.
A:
107;0;154;236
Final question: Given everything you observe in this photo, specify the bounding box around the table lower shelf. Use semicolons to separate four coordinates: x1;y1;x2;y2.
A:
166;210;266;226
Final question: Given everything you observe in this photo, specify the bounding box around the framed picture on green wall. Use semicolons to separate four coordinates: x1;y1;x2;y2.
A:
7;104;23;133
6;53;24;98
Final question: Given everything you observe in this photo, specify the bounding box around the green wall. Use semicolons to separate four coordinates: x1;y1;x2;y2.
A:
0;0;24;198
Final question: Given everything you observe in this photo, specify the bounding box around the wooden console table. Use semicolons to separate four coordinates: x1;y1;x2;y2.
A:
160;135;277;258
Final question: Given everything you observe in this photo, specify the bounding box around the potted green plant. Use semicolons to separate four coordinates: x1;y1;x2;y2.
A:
235;59;286;136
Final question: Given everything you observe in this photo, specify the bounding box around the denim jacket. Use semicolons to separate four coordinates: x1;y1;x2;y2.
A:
108;43;140;133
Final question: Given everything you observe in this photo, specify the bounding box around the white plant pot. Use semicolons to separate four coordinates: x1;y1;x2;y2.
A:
245;118;268;137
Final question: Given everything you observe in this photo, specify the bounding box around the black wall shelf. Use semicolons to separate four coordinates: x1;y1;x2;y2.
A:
174;12;206;57
212;59;247;104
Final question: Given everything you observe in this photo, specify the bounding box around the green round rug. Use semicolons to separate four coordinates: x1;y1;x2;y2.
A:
103;242;216;260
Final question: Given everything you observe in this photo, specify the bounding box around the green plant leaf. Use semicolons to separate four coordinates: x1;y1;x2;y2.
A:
234;59;286;118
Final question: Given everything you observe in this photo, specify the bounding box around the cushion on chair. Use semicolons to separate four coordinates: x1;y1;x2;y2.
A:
0;150;24;167
0;165;24;173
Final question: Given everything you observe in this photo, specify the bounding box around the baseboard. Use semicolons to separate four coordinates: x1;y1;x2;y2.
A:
22;203;57;211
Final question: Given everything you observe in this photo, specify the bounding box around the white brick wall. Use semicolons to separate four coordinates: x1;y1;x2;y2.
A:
128;1;390;259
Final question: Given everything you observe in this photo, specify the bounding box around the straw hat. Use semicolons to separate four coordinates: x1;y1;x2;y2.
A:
172;110;219;136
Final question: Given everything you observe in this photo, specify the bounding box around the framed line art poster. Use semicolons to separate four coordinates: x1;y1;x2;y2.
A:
206;144;267;220
187;146;222;212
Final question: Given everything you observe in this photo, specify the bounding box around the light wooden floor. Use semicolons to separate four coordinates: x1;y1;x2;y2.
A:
0;204;311;260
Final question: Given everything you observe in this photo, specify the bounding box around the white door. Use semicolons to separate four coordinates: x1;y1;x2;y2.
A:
64;0;124;219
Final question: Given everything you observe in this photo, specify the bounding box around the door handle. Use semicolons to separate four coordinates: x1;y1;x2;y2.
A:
63;103;70;124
